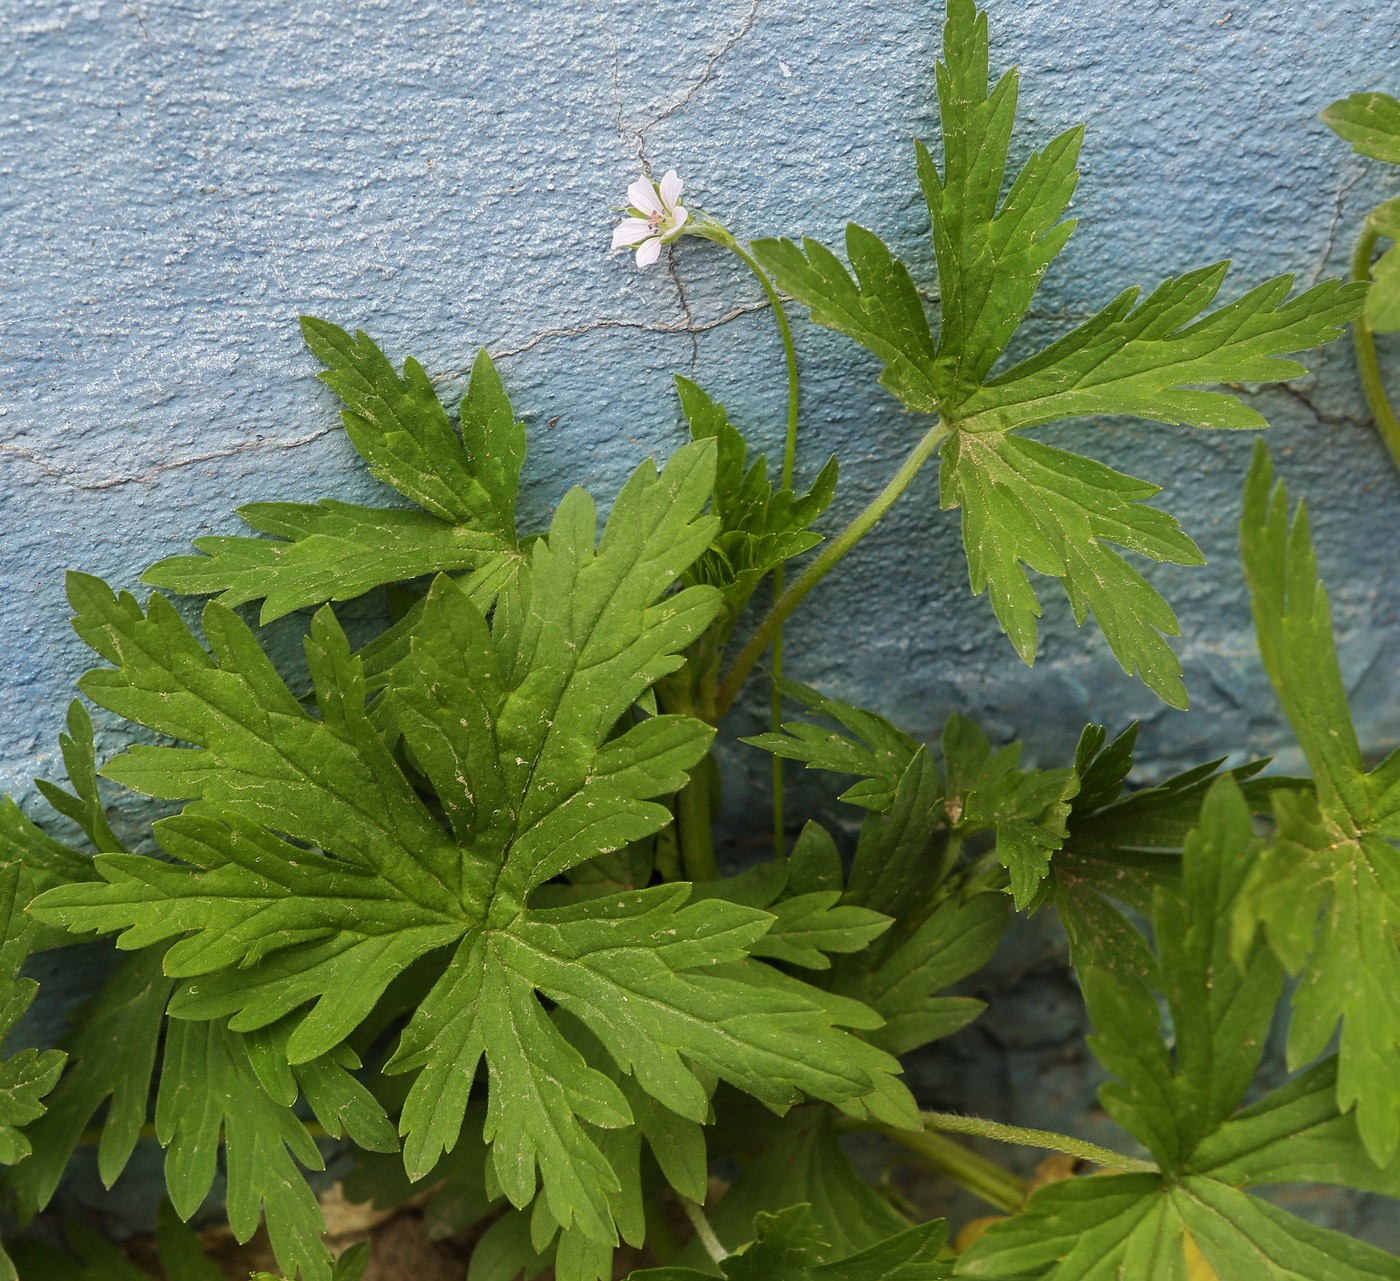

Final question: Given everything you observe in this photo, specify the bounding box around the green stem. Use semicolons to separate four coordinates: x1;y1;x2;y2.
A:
1351;224;1400;473
676;766;717;882
881;1127;1026;1215
919;1111;1157;1174
715;417;951;719
681;1197;728;1264
728;239;801;858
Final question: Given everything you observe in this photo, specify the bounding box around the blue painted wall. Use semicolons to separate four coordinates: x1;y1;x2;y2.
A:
4;0;1400;1245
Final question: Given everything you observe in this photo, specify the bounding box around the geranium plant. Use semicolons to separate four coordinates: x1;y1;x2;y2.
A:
1;3;1396;1278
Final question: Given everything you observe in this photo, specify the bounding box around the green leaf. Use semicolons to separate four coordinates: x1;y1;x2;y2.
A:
840;749;943;918
156;1198;224;1281
1323;92;1400;165
156;1018;331;1281
749;892;892;971
1368;242;1400;333
332;1242;372;1281
742;679;919;813
10;1220;149;1281
33;702;125;856
752;1;1364;707
0;863;66;1169
38;439;911;1250
630;1205;951;1281
675;377;837;636
1189;1057;1400;1198
954;264;1363;435
1049;723;1284;982
5;946;172;1219
940;713;1079;907
705;1107;912;1261
1239;440;1400;1162
0;792;99;954
144;323;525;622
961;775;1400;1280
343;1101;501;1241
467;1208;553;1281
746;226;941;414
939;430;1204;707
917;0;1080;411
834;893;1004;1056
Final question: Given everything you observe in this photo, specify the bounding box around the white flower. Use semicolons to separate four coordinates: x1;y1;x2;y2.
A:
611;169;690;268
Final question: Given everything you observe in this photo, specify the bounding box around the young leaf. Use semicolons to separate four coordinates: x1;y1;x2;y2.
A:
751;0;1364;707
675;377;837;639
940;712;1079;908
960;775;1400;1280
1323;91;1400;164
144;322;525;622
742;678;919;813
1238;439;1400;1163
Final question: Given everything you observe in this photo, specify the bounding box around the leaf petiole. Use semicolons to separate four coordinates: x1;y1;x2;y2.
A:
917;1111;1157;1174
878;1126;1026;1215
695;214;803;856
716;418;951;718
681;1196;729;1263
1350;222;1400;473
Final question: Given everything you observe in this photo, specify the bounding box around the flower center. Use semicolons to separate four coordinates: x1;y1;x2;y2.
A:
647;209;664;234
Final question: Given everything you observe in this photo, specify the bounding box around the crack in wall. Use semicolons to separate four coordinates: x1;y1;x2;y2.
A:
1268;380;1371;432
484;297;771;362
2;427;338;495
628;0;761;170
666;250;701;378
1311;167;1369;288
4;302;777;493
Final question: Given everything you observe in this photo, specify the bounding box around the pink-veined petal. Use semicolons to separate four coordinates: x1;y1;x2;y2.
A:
635;236;663;268
612;217;652;249
658;169;683;212
667;206;689;236
627;178;662;217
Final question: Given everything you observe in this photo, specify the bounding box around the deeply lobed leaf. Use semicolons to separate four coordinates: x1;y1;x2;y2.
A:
961;775;1400;1279
1238;440;1400;1162
752;0;1364;708
144;322;525;623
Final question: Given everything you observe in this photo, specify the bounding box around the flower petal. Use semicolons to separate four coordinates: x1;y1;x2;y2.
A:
635;236;663;268
659;169;683;212
611;217;652;249
627;178;662;217
667;206;689;236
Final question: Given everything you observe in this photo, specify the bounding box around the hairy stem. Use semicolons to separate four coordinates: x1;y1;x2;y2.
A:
919;1111;1157;1173
682;1197;728;1263
1351;224;1400;473
881;1127;1026;1215
716;418;950;719
729;240;801;858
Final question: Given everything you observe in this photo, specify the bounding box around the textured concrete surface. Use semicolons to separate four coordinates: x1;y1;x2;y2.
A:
4;0;1400;1247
